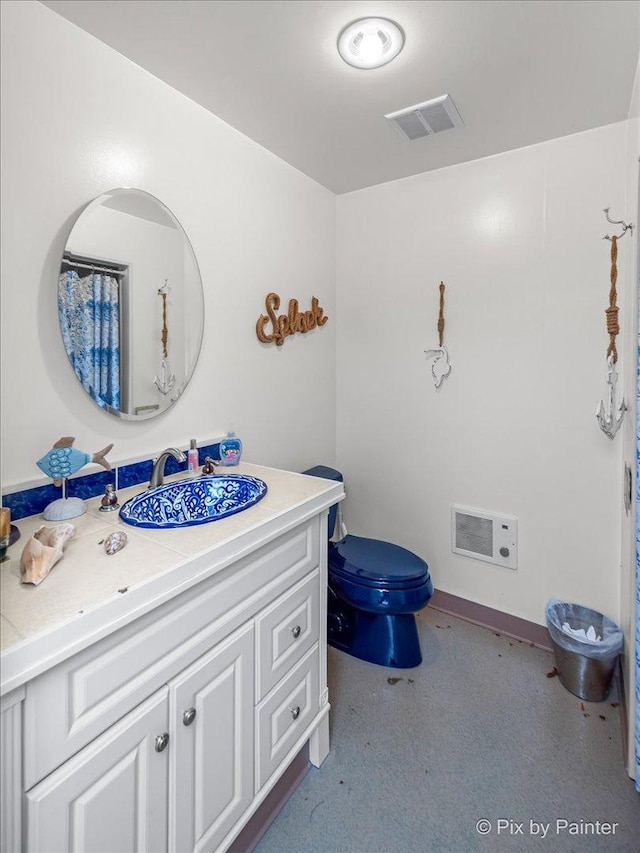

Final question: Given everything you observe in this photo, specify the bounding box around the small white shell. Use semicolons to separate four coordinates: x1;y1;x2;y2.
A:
104;531;127;555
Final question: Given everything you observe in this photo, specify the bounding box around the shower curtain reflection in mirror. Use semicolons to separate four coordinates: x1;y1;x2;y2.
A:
58;270;121;410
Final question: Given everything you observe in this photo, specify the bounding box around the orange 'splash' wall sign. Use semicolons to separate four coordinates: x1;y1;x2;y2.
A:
256;292;328;346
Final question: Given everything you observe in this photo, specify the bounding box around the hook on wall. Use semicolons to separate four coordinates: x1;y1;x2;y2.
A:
603;208;633;241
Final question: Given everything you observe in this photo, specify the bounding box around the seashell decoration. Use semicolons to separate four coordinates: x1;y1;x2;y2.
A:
20;523;75;586
104;531;128;555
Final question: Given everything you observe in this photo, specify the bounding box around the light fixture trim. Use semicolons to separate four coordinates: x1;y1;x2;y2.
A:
337;17;405;69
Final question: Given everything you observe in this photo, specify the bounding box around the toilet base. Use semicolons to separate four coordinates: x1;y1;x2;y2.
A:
328;592;423;668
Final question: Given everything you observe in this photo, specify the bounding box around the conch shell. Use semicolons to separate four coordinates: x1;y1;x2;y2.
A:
20;523;75;586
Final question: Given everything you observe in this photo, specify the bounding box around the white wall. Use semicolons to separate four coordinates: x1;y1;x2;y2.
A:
336;123;630;627
0;0;336;487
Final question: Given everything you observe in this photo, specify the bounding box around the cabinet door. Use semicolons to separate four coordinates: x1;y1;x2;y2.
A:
170;623;254;853
26;688;169;853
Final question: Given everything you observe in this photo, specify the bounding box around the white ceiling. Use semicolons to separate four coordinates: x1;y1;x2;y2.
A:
41;0;640;194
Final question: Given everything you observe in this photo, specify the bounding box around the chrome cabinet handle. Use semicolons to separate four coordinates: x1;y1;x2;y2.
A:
183;707;197;726
155;732;169;753
291;625;301;639
290;706;301;720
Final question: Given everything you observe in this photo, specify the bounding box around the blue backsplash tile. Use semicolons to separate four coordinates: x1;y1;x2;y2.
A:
117;459;154;490
2;443;224;521
67;470;114;501
200;443;221;465
3;483;62;521
164;455;188;477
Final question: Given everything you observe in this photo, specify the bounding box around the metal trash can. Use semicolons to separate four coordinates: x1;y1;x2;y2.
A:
545;599;623;702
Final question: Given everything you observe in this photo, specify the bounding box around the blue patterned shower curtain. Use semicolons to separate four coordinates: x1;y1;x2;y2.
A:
58;270;121;410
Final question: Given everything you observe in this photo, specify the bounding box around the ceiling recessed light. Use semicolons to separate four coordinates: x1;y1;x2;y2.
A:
337;18;405;70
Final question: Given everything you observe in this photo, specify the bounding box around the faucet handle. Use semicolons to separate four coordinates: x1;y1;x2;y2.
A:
98;483;119;512
202;457;217;476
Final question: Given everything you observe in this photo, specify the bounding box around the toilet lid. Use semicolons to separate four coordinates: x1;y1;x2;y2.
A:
329;535;429;588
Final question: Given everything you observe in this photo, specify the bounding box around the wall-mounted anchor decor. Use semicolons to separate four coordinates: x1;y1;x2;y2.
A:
154;280;176;395
256;292;328;346
595;209;633;439
424;281;452;389
596;356;626;440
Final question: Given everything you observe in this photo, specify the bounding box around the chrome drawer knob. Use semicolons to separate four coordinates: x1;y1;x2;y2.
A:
291;705;301;720
291;625;301;639
154;732;169;753
183;707;197;726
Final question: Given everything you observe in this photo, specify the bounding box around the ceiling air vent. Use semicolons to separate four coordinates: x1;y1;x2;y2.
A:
385;94;463;142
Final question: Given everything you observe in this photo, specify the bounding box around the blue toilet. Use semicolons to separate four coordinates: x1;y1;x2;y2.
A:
303;466;434;668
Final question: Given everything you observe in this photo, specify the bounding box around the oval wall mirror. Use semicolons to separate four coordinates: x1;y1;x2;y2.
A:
58;188;204;420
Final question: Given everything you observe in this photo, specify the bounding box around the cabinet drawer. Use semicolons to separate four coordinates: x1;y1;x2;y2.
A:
255;644;319;790
24;518;319;790
256;569;319;701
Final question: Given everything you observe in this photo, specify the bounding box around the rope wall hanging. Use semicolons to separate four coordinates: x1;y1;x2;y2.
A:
154;280;176;395
424;281;452;388
595;209;633;439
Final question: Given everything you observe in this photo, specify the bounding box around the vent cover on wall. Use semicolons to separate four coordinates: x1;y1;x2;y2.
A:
451;505;517;570
384;94;463;142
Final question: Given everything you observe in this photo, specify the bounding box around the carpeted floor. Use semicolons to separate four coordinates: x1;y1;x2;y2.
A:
255;606;640;852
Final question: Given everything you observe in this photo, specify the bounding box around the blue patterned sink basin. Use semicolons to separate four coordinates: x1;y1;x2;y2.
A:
119;475;268;529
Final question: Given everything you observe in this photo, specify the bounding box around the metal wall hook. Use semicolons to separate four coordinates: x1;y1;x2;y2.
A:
603;208;633;241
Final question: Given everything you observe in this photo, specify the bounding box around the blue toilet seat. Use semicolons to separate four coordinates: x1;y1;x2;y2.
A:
329;535;430;589
329;535;433;622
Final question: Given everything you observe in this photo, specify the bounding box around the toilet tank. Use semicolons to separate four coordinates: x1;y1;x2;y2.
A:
302;466;343;539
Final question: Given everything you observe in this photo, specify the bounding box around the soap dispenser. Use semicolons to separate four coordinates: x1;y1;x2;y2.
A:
219;432;242;466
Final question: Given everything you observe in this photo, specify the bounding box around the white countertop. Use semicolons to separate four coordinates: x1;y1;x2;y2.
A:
0;463;343;695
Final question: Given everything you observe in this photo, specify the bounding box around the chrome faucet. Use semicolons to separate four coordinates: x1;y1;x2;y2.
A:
149;447;186;489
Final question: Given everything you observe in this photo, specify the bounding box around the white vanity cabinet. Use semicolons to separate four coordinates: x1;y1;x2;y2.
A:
0;469;341;853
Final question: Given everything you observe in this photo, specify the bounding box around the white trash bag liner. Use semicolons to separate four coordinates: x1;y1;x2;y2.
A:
561;622;601;643
545;599;623;661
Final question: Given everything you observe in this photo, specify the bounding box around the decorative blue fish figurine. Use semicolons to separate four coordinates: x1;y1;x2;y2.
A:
37;437;113;486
